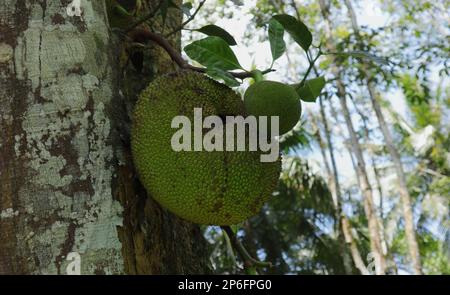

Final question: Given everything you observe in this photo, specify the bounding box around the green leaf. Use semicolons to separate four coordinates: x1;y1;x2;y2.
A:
295;77;326;102
268;19;286;64
206;68;241;87
272;14;312;52
195;25;238;46
184;36;243;71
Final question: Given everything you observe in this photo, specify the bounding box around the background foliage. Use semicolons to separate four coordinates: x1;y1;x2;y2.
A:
181;0;449;274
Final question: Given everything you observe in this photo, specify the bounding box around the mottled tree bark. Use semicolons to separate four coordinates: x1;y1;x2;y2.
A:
0;0;210;274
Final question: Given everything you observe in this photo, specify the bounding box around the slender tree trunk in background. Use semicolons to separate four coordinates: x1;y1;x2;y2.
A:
319;0;387;275
330;80;385;274
291;0;361;274
316;98;369;275
308;111;353;275
0;0;210;274
350;99;390;256
340;216;370;275
370;162;391;258
350;98;400;273
343;0;422;274
328;92;398;275
317;99;339;210
334;69;387;275
311;111;360;274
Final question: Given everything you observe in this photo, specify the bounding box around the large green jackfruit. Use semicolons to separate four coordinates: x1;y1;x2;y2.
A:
132;71;281;225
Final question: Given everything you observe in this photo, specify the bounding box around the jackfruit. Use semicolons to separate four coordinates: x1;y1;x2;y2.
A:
132;71;281;225
244;80;301;135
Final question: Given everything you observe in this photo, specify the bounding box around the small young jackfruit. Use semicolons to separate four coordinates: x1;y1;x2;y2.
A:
132;71;281;225
244;81;301;135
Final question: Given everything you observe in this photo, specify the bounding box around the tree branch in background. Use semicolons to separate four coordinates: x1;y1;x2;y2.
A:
165;0;207;37
221;226;272;272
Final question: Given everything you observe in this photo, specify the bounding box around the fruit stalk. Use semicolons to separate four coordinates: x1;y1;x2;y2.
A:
221;226;272;272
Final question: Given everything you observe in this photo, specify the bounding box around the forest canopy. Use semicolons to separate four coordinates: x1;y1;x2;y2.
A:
181;0;449;275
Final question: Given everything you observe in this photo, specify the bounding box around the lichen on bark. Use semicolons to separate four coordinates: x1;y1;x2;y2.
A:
1;0;123;274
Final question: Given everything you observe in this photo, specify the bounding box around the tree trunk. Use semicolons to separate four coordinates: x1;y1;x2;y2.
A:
310;111;351;274
315;97;369;275
0;0;210;274
319;0;387;275
341;217;370;275
349;95;397;273
343;0;422;275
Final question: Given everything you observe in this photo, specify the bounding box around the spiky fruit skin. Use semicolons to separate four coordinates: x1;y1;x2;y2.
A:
244;81;301;135
132;71;281;225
